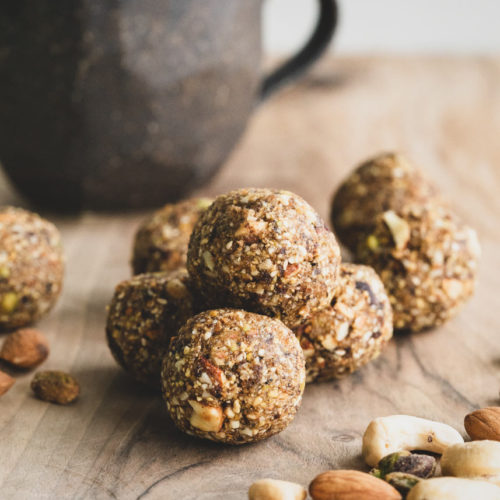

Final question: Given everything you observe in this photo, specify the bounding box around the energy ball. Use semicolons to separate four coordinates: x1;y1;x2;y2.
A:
106;269;196;386
331;153;439;250
162;309;306;444
187;188;341;329
0;207;64;330
355;204;480;331
132;198;213;275
295;263;393;383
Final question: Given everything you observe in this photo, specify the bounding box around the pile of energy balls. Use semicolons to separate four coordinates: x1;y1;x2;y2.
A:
106;153;480;445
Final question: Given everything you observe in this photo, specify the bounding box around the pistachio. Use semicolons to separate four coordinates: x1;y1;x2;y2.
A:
385;473;420;498
1;292;18;314
378;451;436;479
366;234;379;251
31;370;80;405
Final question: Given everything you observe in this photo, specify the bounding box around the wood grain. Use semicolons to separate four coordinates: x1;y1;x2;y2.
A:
0;56;499;499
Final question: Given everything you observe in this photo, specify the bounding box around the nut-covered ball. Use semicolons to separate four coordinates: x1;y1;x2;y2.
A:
295;263;393;382
106;270;196;386
331;153;439;250
356;204;480;331
0;207;64;330
162;309;306;444
132;198;213;275
187;188;341;329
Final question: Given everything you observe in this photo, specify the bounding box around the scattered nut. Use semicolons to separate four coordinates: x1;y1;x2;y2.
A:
309;470;401;500
441;440;500;480
0;370;15;396
465;407;500;441
406;477;500;500
31;370;80;405
248;478;306;500
377;451;436;478
362;415;464;467
0;328;49;369
385;472;420;498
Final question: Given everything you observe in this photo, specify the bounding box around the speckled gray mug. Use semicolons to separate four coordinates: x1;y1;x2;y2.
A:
0;0;337;210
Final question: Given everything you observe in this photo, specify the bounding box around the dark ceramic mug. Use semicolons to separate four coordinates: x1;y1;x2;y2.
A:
0;0;337;211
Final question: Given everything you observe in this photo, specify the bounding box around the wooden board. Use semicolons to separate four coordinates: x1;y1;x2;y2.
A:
0;56;499;499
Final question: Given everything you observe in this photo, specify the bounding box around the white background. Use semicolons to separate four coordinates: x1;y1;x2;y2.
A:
263;0;500;54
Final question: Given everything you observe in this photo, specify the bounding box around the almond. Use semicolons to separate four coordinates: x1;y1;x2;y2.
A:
465;407;500;441
0;370;15;396
309;470;402;500
0;328;49;369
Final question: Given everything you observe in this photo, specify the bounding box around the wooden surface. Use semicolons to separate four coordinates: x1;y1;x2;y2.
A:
0;56;499;499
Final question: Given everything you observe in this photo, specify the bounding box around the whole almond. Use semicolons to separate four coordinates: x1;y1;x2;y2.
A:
465;407;500;441
0;370;15;396
0;328;49;369
309;470;402;500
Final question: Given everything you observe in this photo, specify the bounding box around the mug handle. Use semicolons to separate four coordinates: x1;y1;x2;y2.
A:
260;0;338;100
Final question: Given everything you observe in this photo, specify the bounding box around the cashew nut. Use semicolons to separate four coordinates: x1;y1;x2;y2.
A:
248;479;306;500
407;477;500;500
188;400;223;432
382;211;410;249
362;415;464;467
441;440;500;484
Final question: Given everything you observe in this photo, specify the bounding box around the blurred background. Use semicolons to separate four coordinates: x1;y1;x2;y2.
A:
1;0;499;211
265;0;500;54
